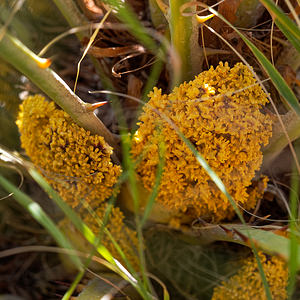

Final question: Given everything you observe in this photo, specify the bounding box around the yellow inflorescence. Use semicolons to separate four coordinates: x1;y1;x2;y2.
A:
131;62;272;221
246;175;269;211
212;252;288;300
82;203;139;269
16;95;121;208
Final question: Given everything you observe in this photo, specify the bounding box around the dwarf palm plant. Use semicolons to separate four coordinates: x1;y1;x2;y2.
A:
0;0;300;299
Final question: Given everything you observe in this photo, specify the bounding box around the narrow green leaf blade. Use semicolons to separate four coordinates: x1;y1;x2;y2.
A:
243;38;300;115
27;168;149;297
28;168;121;266
260;0;300;51
102;0;157;52
288;141;300;298
141;137;166;226
0;174;82;269
206;5;300;117
275;20;300;53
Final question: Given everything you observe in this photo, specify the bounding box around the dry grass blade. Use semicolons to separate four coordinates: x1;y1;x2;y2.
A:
74;8;112;93
0;164;24;201
0;245;115;270
112;55;156;78
88;44;145;58
284;0;300;28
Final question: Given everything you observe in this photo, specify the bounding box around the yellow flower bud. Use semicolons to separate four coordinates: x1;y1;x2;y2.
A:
16;95;121;208
212;252;288;300
131;62;272;222
81;203;139;269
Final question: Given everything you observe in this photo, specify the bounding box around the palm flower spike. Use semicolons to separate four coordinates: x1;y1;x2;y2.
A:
130;62;273;223
60;202;140;269
16;94;139;267
212;252;288;300
16;94;121;208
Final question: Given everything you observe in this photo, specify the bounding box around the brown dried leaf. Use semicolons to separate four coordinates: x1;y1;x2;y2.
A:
209;0;242;33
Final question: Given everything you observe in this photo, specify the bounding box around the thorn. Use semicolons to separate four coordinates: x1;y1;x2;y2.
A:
232;228;252;246
85;101;108;112
232;228;248;241
36;57;52;69
219;225;234;237
295;78;300;87
232;228;260;249
260;214;271;221
196;13;215;24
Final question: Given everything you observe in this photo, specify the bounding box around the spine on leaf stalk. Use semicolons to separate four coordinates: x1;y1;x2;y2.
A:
0;32;119;158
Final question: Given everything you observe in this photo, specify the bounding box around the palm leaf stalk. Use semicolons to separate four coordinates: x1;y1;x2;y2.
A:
52;0;87;31
0;32;120;160
168;0;203;84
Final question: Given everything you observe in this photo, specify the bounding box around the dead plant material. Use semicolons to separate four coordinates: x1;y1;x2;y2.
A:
127;74;143;108
87;43;145;58
77;0;103;20
112;54;156;78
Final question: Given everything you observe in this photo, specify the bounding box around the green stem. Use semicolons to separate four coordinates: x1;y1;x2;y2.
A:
262;110;300;170
287;149;299;299
169;0;203;84
0;32;119;158
62;270;85;300
52;0;112;88
51;0;87;31
148;0;168;28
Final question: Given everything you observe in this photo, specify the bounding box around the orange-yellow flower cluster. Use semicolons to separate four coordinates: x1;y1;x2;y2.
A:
131;62;272;221
16;95;121;208
82;203;139;269
246;175;269;210
212;252;288;300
